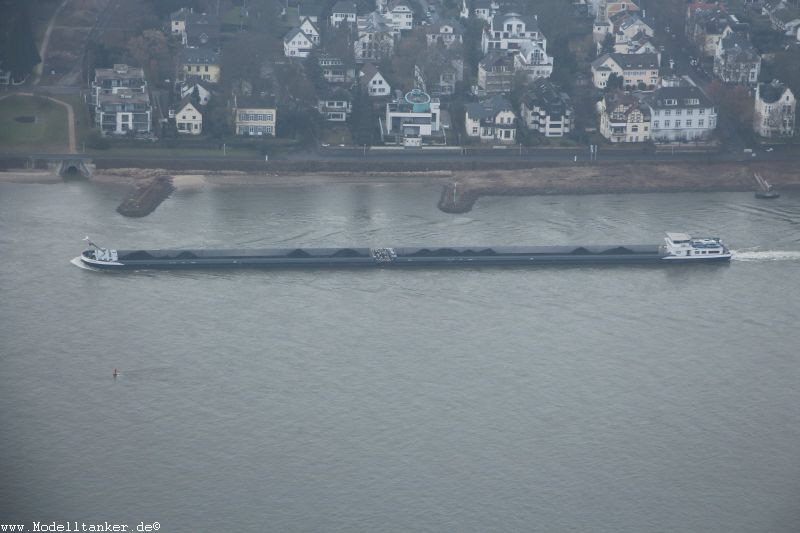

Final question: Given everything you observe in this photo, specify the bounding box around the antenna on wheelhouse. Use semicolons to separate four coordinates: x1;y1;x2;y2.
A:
84;236;101;249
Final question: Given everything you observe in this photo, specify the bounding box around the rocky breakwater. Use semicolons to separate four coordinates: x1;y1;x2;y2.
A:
438;161;800;213
116;174;175;217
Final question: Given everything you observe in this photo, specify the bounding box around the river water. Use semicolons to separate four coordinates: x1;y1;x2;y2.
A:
1;177;799;532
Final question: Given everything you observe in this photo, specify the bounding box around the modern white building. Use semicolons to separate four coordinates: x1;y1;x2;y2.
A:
386;0;414;32
520;79;572;137
330;1;357;27
383;88;441;144
95;90;152;135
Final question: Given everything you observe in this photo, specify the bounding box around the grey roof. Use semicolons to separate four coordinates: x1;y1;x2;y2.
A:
479;51;514;69
235;96;276;109
176;95;202;113
179;47;219;64
491;12;539;33
523;79;570;116
643;85;712;108
466;95;514;120
95;64;145;80
331;1;357;14
719;32;755;52
758;80;790;103
609;53;659;70
284;27;314;43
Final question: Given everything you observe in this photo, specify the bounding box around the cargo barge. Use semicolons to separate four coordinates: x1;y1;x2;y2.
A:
75;233;731;270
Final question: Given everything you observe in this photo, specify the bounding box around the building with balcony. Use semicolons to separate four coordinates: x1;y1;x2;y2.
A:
754;79;795;138
597;90;650;143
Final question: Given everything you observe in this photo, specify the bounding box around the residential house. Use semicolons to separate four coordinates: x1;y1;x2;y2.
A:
179;77;213;106
520;79;573;137
614;30;658;55
386;0;414;32
317;87;352;122
318;52;355;83
597;90;650;143
465;95;517;143
283;1;324;25
233;96;277;136
514;40;554;81
641;81;717;143
170;8;220;48
359;63;391;97
383;88;442;145
299;17;321;45
178;47;221;83
590;53;659;89
460;0;497;22
425;20;464;48
713;32;760;85
174;96;203;135
91;64;147;106
477;51;514;95
686;6;747;57
416;48;464;96
330;1;358;27
355;13;396;62
754;79;796;137
768;4;800;35
482;12;547;55
95;90;152;135
283;27;316;58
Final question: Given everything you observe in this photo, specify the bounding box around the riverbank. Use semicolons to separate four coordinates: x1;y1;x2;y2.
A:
2;160;799;214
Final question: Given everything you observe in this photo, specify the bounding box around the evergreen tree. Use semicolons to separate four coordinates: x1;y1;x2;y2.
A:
349;83;376;146
0;3;41;82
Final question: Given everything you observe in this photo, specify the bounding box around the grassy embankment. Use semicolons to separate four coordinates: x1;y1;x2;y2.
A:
0;95;69;152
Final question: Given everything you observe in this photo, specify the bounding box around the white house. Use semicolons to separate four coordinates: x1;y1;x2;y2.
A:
482;12;547;55
360;63;391;97
299;17;320;45
590;53;659;89
387;0;414;31
283;27;316;58
642;80;717;143
330;1;358;27
175;97;203;135
754;79;796;138
95;90;152;135
425;20;464;48
465;95;517;143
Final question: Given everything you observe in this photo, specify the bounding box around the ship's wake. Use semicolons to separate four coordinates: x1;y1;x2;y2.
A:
70;256;102;271
732;250;800;262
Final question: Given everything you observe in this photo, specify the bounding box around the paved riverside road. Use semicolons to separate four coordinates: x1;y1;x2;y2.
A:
5;144;797;166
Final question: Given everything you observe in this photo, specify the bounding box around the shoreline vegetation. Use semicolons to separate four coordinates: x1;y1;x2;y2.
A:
1;160;799;215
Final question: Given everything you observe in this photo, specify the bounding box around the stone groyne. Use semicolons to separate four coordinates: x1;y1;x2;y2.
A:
116;175;175;217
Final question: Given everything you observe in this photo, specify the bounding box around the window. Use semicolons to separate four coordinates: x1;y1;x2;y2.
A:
653;121;659;128
664;120;670;127
675;120;680;127
686;120;692;127
698;119;704;127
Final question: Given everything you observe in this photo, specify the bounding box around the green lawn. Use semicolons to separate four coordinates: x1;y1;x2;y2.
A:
0;95;69;151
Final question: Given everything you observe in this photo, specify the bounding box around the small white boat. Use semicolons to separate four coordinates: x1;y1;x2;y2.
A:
754;173;780;199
